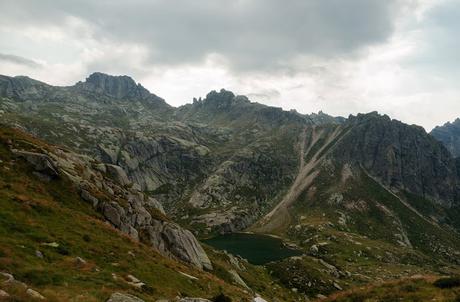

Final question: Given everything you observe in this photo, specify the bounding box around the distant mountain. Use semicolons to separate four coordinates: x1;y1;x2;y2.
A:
338;113;459;207
0;72;170;110
431;118;460;157
175;89;344;128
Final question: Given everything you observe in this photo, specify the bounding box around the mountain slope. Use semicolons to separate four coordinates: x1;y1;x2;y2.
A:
0;125;303;301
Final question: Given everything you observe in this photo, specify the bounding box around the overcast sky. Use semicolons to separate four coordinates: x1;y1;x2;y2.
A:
0;0;459;130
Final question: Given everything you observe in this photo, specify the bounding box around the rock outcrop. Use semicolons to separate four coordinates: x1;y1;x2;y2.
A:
141;220;212;270
105;164;131;186
11;141;212;270
13;150;59;179
75;72;151;100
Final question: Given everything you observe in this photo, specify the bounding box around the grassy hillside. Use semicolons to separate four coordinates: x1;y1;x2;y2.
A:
324;276;460;302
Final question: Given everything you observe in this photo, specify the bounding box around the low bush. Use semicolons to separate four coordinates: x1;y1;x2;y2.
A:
212;293;232;302
20;269;64;286
433;276;460;289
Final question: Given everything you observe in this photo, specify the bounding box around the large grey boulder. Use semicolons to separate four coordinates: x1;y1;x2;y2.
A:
103;202;124;227
106;164;131;186
143;220;213;270
80;189;99;207
14;150;58;178
100;198;210;270
146;196;166;215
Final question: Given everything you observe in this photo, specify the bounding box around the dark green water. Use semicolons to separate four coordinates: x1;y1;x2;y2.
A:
204;233;302;265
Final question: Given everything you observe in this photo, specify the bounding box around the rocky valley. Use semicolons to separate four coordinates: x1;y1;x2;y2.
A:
1;73;460;301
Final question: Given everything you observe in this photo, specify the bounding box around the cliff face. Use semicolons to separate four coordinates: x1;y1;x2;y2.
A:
0;75;53;100
0;73;170;112
431;118;460;157
332;113;459;207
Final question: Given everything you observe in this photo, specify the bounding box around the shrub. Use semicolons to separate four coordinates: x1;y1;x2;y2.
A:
401;283;418;292
57;245;70;255
347;292;366;302
20;270;64;286
212;293;232;302
141;284;155;294
433;276;460;289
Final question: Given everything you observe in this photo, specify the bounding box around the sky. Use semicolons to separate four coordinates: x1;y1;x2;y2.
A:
0;0;459;130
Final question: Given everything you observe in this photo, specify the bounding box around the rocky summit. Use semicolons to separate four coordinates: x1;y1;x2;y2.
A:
1;72;460;301
431;118;460;158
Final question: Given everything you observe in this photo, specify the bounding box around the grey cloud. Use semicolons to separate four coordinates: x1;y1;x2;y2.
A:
0;53;41;68
247;88;282;101
404;0;460;78
1;0;405;72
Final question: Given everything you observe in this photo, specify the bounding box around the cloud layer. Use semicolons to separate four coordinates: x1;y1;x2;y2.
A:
0;0;459;130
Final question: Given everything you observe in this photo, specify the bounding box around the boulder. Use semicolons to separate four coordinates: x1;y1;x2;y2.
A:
75;256;87;267
229;269;250;289
80;189;99;207
100;197;210;270
146;196;166;215
0;272;14;283
310;245;319;254
106;292;145;302
106;164;130;186
35;250;43;259
103;202;125;227
143;220;213;270
14;150;58;178
26;288;45;300
0;289;9;298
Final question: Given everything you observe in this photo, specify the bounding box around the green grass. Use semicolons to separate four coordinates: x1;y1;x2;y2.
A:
325;277;460;302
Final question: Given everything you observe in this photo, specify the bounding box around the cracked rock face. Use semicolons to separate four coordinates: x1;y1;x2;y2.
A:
13;150;59;179
332;113;460;207
11;142;212;271
141;220;213;270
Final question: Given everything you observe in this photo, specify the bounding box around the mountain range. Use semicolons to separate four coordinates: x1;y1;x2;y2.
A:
1;72;460;302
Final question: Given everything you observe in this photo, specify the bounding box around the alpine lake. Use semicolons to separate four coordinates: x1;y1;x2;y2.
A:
204;232;302;265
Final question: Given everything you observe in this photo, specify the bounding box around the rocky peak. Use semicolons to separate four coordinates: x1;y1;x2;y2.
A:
333;112;459;207
348;111;391;123
431;117;460;157
75;72;151;100
0;74;51;100
307;110;346;125
201;89;242;108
